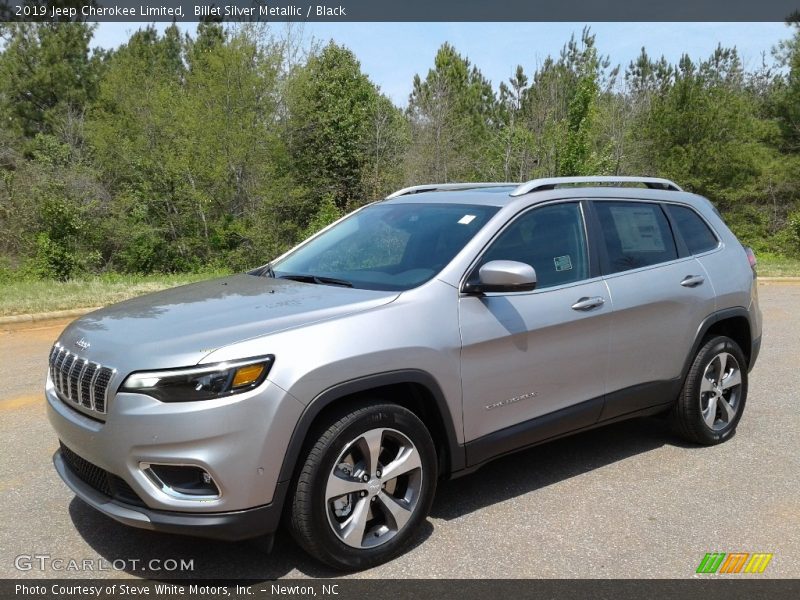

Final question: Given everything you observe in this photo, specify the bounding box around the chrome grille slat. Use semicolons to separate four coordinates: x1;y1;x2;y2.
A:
49;343;115;417
88;364;101;410
62;354;76;400
67;357;82;401
82;363;99;409
93;368;114;413
54;348;68;391
76;360;90;407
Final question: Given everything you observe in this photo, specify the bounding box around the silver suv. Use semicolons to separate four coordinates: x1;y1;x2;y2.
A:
46;177;762;569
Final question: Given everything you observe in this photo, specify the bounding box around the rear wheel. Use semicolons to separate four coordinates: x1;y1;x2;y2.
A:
289;403;437;570
672;335;748;445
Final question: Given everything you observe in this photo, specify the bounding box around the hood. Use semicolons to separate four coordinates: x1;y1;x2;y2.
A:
57;274;399;371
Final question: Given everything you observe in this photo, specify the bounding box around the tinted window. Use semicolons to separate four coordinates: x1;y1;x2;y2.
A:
272;203;498;291
667;204;719;254
477;202;589;289
594;201;678;274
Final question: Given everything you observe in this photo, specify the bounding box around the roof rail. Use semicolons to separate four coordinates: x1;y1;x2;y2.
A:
386;182;518;199
510;176;682;197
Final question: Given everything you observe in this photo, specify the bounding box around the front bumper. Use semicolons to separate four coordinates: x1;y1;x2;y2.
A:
54;449;288;541
46;371;304;516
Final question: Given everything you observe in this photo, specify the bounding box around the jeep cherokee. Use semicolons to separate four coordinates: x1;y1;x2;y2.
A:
46;176;762;569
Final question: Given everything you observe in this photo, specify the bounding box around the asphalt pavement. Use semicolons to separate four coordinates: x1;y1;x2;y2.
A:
1;282;798;579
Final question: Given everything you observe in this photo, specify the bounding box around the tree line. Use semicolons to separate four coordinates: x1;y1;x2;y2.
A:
0;22;798;280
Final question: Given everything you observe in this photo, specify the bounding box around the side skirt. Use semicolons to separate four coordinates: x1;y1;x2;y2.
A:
459;379;679;476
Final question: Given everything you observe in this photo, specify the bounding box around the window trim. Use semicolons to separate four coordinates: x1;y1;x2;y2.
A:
661;201;722;257
459;199;598;295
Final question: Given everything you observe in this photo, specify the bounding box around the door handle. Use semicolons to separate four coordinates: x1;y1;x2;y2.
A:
571;296;605;311
681;275;705;288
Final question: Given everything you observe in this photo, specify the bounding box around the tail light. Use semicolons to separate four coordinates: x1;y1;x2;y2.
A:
744;246;757;272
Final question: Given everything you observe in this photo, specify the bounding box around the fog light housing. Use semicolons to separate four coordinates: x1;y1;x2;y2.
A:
141;463;220;500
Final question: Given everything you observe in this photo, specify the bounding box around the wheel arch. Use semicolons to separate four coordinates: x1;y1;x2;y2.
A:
683;308;753;380
277;370;465;484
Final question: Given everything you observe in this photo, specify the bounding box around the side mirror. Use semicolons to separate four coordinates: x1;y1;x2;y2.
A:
464;260;537;294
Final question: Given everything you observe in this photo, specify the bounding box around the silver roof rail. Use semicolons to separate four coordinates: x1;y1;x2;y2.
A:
386;182;518;199
510;176;683;197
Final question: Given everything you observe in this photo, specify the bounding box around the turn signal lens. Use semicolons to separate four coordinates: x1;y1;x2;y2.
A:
232;364;265;388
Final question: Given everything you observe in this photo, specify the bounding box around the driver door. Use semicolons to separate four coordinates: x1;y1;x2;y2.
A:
458;201;612;463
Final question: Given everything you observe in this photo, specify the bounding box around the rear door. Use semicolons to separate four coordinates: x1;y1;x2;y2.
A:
591;200;717;419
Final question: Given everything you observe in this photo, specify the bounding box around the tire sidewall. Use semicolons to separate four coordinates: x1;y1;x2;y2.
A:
302;404;437;570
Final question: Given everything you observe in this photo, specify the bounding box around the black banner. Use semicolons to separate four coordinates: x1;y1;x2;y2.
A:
1;0;799;22
2;579;800;600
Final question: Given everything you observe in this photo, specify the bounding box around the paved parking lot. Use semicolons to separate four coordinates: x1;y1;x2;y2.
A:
1;283;798;579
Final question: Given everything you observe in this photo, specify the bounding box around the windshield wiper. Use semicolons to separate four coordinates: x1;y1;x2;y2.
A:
276;273;353;288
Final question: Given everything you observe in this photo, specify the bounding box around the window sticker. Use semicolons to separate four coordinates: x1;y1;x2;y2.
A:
609;206;666;252
554;255;573;271
458;215;476;225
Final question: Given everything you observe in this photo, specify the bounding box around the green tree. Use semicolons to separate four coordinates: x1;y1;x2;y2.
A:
773;20;800;150
515;28;613;177
287;42;396;210
87;25;190;272
1;23;799;279
0;23;100;138
491;66;538;181
641;49;764;201
406;42;496;182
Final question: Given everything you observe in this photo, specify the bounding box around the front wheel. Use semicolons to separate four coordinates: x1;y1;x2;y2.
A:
289;402;437;570
672;335;748;445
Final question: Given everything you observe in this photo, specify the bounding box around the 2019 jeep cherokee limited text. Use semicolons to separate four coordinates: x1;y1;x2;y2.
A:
46;176;762;569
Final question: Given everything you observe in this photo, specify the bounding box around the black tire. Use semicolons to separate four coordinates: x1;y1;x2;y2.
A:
289;402;437;570
672;335;748;445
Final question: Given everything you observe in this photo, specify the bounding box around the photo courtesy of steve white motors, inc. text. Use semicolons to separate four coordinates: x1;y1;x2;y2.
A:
14;583;341;597
16;2;347;19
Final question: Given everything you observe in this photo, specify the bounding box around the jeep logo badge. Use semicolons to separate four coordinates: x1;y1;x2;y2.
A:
75;338;90;351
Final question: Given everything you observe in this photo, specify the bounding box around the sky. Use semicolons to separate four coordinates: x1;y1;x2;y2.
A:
92;22;793;105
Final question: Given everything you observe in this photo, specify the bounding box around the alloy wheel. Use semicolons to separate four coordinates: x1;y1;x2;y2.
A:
325;427;423;549
699;351;742;431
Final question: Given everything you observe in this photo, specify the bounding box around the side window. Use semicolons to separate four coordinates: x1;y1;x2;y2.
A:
667;204;719;255
594;201;678;274
477;202;589;289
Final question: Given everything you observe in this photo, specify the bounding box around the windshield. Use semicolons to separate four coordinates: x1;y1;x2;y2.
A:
269;202;499;291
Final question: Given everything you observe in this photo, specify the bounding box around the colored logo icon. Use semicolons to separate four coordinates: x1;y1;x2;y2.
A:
696;552;773;574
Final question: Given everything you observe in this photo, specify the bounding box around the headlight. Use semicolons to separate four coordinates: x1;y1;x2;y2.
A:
120;355;274;402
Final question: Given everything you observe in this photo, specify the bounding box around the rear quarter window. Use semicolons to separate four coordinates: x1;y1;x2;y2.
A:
666;204;719;255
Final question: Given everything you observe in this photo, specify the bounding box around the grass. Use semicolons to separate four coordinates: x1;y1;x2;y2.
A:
0;271;230;317
756;253;800;277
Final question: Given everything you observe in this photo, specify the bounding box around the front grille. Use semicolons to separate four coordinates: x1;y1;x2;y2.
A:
59;442;146;507
49;343;115;416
